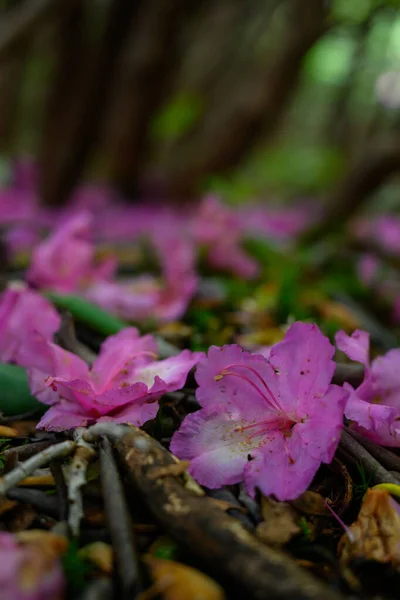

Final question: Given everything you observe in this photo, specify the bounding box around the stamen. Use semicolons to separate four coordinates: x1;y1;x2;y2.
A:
223;363;282;409
324;500;355;543
216;370;280;412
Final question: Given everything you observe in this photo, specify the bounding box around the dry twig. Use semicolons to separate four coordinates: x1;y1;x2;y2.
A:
0;440;75;496
68;428;96;538
113;426;343;600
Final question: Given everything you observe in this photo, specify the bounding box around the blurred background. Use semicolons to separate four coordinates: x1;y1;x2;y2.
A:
1;0;400;208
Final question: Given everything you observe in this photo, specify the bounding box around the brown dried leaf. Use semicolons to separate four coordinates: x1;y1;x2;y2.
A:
339;489;400;567
16;530;68;560
148;461;191;480
79;542;113;574
291;491;331;516
256;496;300;546
143;556;226;600
0;425;18;438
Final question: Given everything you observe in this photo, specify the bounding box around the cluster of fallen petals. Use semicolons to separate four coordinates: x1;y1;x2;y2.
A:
1;158;313;324
3;156;400;509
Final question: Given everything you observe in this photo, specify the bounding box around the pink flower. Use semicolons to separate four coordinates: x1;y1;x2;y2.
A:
336;329;400;446
0;531;65;600
190;196;259;279
87;227;197;323
26;212;116;293
27;327;202;431
0;283;60;364
171;322;347;501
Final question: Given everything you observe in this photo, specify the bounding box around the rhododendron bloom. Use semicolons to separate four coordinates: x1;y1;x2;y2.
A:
27;327;202;431
87;229;197;322
336;329;400;446
0;531;65;600
190;196;259;279
171;322;347;501
27;211;116;293
0;284;60;364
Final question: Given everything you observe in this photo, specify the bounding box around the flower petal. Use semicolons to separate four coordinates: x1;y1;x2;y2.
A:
37;399;92;431
244;430;321;501
371;349;400;408
268;322;336;415
91;327;158;392
135;350;203;393
170;408;258;488
335;329;370;370
195;344;279;419
295;384;347;463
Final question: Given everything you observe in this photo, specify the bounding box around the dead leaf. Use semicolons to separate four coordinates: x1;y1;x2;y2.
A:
142;556;226;600
79;542;113;574
207;498;247;514
291;491;331;516
0;425;18;438
148;461;190;480
339;488;400;567
16;530;68;559
256;496;300;546
18;474;55;487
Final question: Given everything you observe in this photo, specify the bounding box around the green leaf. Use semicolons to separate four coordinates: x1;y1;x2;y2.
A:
45;293;126;336
151;93;203;141
0;363;45;416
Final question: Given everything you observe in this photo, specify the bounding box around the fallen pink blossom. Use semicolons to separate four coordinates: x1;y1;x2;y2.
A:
0;531;65;600
26;211;116;293
27;327;202;431
171;322;348;501
0;283;60;365
336;329;400;446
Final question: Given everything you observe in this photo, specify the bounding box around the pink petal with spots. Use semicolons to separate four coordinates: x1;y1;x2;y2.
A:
244;430;322;501
268;322;336;415
295;384;348;462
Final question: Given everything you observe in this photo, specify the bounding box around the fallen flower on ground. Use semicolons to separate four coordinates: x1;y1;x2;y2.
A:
0;530;66;600
87;227;197;323
190;195;259;279
171;322;348;501
0;283;60;364
26;211;116;293
336;329;400;446
26;327;202;431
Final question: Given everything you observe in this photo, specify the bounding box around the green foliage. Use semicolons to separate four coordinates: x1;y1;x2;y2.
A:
62;541;93;595
151;93;203;141
298;516;312;542
151;536;180;560
0;363;45;417
46;293;126;336
354;460;376;498
207;144;344;201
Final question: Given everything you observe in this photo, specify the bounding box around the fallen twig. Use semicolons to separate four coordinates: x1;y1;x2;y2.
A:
340;430;399;486
332;363;364;388
7;488;60;519
55;313;97;366
113;427;343;600
346;428;400;473
0;440;75;496
100;436;143;598
50;460;69;521
68;428;96;538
